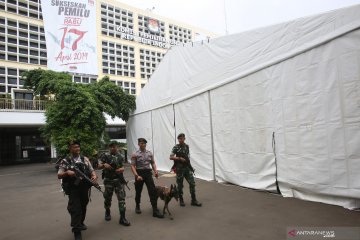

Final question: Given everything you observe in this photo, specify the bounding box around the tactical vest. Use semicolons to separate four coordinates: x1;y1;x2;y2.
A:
174;144;189;168
61;156;91;194
102;153;124;180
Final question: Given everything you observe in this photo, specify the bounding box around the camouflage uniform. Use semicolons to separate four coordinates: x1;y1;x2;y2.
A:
99;152;127;213
171;144;196;197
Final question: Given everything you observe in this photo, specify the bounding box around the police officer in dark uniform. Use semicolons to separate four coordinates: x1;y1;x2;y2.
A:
98;141;130;226
130;138;164;218
57;141;98;240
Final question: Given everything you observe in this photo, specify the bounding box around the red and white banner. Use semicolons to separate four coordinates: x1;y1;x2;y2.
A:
41;0;98;75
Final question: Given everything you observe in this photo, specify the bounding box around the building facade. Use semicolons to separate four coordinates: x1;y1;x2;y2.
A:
0;0;215;164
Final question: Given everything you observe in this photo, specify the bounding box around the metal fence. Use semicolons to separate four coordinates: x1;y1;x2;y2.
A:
0;99;49;111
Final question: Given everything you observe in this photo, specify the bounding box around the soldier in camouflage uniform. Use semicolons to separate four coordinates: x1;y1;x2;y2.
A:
170;133;202;207
98;141;130;226
57;140;98;240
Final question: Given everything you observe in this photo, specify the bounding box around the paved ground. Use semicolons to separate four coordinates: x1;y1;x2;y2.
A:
0;163;359;240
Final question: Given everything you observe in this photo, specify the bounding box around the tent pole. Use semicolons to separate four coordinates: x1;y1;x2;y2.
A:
150;110;155;155
173;104;177;144
208;91;216;181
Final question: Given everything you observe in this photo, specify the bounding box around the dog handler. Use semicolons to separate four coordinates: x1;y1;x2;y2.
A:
131;138;164;218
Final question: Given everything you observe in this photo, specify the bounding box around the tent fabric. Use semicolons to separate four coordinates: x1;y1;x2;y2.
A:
127;4;360;209
151;105;176;171
210;72;277;191
127;106;176;172
174;93;214;180
126;111;153;157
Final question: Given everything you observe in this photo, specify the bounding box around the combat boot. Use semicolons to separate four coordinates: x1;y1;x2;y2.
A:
179;195;185;207
191;193;202;207
105;208;111;221
135;204;141;214
74;231;82;240
119;211;131;226
152;207;164;218
80;223;87;230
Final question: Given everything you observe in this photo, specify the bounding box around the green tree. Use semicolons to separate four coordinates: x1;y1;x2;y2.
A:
22;69;136;156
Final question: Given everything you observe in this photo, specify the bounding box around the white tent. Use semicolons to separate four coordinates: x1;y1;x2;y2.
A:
127;4;360;209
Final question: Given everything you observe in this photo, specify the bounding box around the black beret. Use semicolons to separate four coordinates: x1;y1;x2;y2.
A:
108;141;118;146
68;140;81;146
177;133;185;139
138;138;147;143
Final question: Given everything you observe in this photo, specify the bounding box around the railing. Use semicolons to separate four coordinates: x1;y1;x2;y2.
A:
0;99;49;111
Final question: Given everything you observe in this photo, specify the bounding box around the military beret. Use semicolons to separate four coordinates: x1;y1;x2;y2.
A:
68;140;81;146
177;133;185;139
138;138;147;143
108;141;118;146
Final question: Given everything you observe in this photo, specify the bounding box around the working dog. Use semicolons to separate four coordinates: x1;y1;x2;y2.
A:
155;184;179;220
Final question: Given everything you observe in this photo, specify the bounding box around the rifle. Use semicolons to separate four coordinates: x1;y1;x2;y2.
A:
63;159;104;193
102;154;130;190
119;178;131;191
182;154;195;173
171;152;195;173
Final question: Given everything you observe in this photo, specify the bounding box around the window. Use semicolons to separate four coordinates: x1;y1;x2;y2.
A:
15;92;33;100
29;58;38;64
8;77;17;85
19;48;28;54
8;68;17;75
19;40;27;46
8;55;17;61
19;56;28;62
30;42;38;48
8;46;17;53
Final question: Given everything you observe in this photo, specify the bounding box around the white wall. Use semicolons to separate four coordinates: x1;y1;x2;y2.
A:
0;112;125;126
0;112;45;126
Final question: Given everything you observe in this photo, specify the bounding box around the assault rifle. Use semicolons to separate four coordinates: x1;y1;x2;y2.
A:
171;153;195;173
102;154;130;190
181;154;195;173
63;159;104;193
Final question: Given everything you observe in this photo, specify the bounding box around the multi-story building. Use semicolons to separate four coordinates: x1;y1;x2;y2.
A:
0;0;216;164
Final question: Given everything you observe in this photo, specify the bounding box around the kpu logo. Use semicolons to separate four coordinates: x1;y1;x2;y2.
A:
288;229;297;237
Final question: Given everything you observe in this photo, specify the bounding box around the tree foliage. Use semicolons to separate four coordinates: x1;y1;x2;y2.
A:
22;69;136;156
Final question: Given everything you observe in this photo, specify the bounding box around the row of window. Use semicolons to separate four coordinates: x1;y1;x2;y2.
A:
1;16;167;81
101;40;136;77
0;17;47;65
110;79;137;95
72;76;137;95
169;24;192;43
0;0;42;20
2;0;197;46
101;3;134;38
101;3;133;18
0;66;26;94
100;2;193;46
72;75;98;84
139;49;164;80
0;66;138;96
